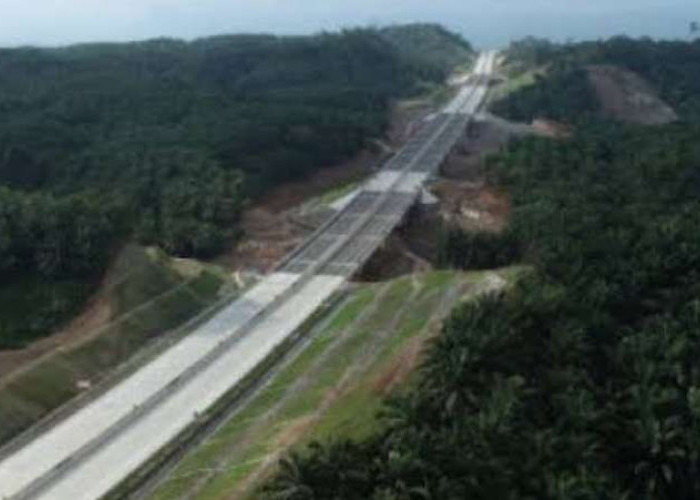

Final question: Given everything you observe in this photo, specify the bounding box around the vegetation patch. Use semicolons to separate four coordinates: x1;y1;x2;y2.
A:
493;37;700;124
145;270;505;500
488;66;544;104
587;64;677;125
0;24;474;347
259;38;700;500
490;63;599;124
0;245;233;449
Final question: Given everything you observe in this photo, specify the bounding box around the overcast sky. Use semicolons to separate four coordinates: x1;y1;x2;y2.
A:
1;0;698;48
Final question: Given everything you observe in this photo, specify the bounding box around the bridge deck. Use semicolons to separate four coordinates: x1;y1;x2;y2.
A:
0;51;498;500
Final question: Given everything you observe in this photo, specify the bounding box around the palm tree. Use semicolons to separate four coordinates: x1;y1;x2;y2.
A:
263;454;314;500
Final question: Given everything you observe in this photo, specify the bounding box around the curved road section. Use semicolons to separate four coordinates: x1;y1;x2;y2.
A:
0;51;497;500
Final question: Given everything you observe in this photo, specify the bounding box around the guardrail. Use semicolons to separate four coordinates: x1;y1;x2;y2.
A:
6;56;492;500
9;271;307;500
274;113;452;273
103;286;353;500
0;275;251;465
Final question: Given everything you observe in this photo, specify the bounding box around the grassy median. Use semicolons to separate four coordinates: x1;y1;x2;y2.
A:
147;269;516;500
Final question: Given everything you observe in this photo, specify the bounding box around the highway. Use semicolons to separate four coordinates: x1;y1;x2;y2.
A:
0;51;497;500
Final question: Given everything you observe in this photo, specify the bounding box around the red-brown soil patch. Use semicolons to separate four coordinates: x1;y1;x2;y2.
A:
0;293;112;382
372;336;425;395
532;118;572;138
587;64;677;125
216;100;437;273
432;181;510;233
256;151;376;215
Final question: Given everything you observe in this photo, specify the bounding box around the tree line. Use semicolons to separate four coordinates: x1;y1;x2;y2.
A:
262;38;700;499
0;24;473;348
493;36;700;124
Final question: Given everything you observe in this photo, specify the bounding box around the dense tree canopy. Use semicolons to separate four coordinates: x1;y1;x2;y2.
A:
0;25;471;256
491;62;600;123
0;24;473;348
493;37;700;124
263;38;700;500
0;187;124;278
0;187;125;348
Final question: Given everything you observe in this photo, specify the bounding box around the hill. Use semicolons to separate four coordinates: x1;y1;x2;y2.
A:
491;37;700;125
0;25;474;349
261;38;700;499
0;244;235;447
380;24;474;74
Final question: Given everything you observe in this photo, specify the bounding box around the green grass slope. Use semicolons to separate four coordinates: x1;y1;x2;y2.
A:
0;245;235;448
258;38;700;500
146;270;512;500
380;24;475;75
0;24;474;349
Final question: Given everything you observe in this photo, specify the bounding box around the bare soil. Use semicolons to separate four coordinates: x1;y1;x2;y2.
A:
363;181;511;280
389;100;436;146
258;151;378;215
432;181;511;233
0;245;162;383
441;114;529;180
0;293;112;381
0;86;497;385
372;335;425;395
531;119;572;138
587;64;678;125
214;282;398;500
0;246;148;383
215;149;385;273
0;95;436;384
357;233;430;282
363;113;518;276
214;207;309;274
215;99;437;274
434;115;514;233
0;245;225;389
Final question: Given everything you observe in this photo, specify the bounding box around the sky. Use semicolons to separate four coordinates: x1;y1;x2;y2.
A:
0;0;698;48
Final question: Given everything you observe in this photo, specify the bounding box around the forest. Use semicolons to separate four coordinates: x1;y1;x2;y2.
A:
262;38;700;499
492;37;700;124
0;24;473;348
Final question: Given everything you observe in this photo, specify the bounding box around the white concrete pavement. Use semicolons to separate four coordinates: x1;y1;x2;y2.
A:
332;52;496;210
0;271;304;498
0;51;496;500
19;274;345;500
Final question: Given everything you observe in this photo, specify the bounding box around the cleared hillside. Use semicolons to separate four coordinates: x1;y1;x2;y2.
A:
261;38;700;499
0;245;238;449
0;24;474;349
491;37;700;125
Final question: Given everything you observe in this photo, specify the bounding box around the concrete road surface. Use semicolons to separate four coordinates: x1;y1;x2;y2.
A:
0;51;496;500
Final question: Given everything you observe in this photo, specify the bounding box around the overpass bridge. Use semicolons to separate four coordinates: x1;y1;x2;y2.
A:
0;51;497;500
